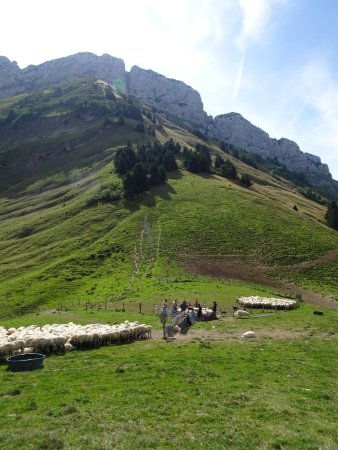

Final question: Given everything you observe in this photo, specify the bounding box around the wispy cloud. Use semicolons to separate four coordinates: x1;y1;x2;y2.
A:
297;60;338;178
240;57;338;179
235;0;274;52
233;0;285;96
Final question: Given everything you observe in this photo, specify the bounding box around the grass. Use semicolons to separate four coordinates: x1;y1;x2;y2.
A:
0;75;337;450
0;304;337;449
283;257;338;298
1;132;338;317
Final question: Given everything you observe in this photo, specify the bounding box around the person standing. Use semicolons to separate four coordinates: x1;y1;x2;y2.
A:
180;300;187;312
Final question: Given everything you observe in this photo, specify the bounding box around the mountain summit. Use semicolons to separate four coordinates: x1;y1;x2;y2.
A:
0;52;337;198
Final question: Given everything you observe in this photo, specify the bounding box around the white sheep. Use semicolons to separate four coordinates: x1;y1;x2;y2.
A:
65;342;75;352
241;330;256;339
23;347;35;354
0;320;152;356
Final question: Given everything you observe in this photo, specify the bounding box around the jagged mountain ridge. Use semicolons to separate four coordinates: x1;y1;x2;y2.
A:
0;52;337;199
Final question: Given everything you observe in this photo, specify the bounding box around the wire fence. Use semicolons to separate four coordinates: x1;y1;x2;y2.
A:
56;299;163;315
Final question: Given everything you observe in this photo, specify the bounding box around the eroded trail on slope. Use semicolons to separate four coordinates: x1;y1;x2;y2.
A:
180;253;338;310
284;247;338;269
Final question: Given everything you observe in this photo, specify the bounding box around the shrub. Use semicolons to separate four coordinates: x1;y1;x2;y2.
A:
325;201;338;230
220;160;237;180
86;183;124;206
240;173;253;188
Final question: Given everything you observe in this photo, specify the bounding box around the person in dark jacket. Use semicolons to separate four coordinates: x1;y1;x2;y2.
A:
180;300;187;311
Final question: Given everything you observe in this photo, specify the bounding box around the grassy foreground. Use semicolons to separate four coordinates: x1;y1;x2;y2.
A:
0;305;337;450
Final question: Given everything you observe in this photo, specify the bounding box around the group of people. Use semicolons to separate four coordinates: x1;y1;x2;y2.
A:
162;299;217;319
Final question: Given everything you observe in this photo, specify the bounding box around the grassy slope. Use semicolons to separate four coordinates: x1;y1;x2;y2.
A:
0;306;337;450
1;139;338;316
284;257;338;298
0;83;337;450
0;82;338;318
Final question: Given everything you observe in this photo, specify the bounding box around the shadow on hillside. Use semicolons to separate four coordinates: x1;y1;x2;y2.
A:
123;182;177;212
154;181;176;201
167;170;183;181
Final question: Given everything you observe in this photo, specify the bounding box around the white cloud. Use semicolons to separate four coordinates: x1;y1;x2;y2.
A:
297;61;338;179
233;0;286;96
235;0;273;52
235;57;338;180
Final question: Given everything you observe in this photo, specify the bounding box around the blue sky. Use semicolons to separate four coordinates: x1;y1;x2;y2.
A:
1;0;338;179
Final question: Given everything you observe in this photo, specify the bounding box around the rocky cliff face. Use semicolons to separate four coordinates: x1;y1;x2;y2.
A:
0;52;336;196
0;53;126;99
209;113;331;176
0;57;24;98
21;52;126;90
128;66;210;128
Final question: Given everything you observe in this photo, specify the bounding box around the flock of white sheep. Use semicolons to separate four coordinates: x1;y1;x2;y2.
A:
237;296;298;310
0;321;152;359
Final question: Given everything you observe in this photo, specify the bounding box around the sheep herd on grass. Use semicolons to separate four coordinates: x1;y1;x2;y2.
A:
237;296;297;311
0;321;152;359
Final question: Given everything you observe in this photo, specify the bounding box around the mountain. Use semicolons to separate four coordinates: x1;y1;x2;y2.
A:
0;76;337;318
0;52;337;200
209;113;338;200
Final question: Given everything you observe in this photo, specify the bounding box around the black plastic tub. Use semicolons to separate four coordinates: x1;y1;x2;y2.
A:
7;353;45;372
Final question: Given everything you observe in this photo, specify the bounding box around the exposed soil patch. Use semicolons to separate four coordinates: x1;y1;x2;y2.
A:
151;327;336;342
180;254;338;310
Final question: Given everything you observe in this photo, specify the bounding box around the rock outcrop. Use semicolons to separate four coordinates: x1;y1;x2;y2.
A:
0;53;126;99
128;66;210;128
209;113;331;176
0;57;24;98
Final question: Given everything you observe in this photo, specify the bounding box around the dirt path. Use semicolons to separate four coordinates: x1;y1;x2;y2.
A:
180;254;338;310
151;327;336;342
285;248;338;269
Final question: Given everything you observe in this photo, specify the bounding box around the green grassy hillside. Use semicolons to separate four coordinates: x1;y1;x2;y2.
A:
0;306;337;450
0;80;337;318
1;79;337;450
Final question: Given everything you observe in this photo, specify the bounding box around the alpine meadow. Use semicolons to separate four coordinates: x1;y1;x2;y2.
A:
0;49;337;450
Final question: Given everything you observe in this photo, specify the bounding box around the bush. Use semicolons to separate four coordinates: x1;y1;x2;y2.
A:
325;201;338;230
220;160;237;180
86;183;124;206
240;173;253;188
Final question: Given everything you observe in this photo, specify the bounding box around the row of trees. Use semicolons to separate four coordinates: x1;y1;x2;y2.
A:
183;144;252;187
183;144;212;173
114;139;180;196
114;139;255;198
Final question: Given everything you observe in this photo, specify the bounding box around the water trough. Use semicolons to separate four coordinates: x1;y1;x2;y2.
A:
7;353;45;372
